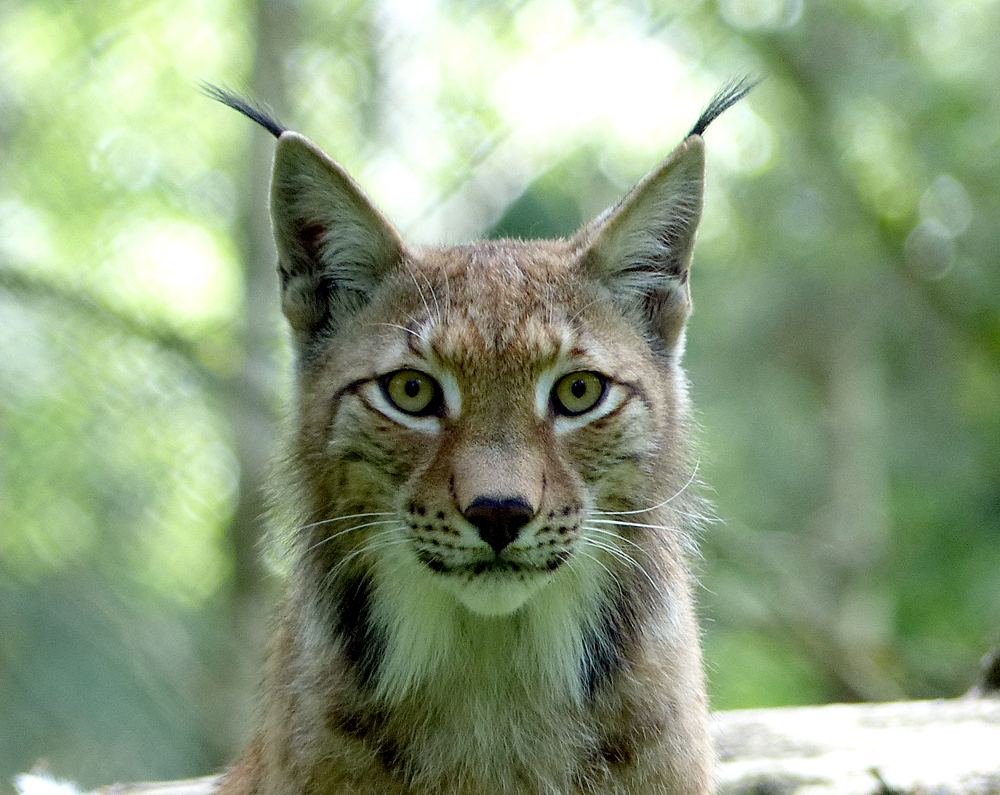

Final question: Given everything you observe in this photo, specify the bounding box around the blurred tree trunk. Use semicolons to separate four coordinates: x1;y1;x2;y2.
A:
206;0;294;762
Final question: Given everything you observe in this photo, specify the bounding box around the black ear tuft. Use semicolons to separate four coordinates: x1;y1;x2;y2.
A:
581;136;706;350
687;76;760;138
201;82;287;138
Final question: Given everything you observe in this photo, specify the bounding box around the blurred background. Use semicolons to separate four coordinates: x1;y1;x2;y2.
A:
1;0;998;787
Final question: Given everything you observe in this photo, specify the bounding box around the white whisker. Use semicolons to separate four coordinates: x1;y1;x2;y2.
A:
422;268;442;323
320;529;407;588
585;525;649;555
374;322;421;339
440;268;452;325
405;265;434;322
582;537;636;569
592;461;701;516
299;511;395;533
568;547;619;590
587;518;673;533
581;531;661;595
566;297;604;326
306;519;400;553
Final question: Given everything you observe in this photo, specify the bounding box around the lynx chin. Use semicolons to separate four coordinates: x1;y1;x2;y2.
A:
207;78;755;795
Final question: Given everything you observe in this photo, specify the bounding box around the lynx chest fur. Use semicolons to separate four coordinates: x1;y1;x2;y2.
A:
210;81;754;795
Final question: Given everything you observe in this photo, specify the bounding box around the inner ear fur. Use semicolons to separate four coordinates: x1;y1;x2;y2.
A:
270;132;405;344
580;135;706;351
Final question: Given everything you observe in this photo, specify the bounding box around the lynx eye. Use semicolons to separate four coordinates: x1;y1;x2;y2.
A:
552;371;607;417
382;369;442;416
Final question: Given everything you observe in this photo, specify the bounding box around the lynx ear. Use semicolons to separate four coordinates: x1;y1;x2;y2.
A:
582;136;705;351
270;132;405;344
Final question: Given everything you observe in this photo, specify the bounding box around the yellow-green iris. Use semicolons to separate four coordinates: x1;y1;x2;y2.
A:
553;371;606;416
383;370;440;415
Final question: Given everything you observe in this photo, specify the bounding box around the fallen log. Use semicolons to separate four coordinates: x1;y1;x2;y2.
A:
713;696;1000;795
15;697;1000;795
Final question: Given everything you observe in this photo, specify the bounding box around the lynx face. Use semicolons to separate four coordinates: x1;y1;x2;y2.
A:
259;116;713;716
298;241;677;617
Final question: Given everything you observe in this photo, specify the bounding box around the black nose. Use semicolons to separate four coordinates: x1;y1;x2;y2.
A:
463;496;535;555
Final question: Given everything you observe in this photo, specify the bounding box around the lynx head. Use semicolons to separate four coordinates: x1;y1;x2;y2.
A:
208;83;750;627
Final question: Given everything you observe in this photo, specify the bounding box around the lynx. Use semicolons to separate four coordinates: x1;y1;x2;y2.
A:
207;79;754;795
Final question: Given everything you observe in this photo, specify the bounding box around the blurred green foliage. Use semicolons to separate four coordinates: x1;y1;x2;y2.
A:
1;0;998;787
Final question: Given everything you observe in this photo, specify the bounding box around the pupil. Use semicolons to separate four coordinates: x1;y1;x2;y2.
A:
571;379;587;399
404;378;422;398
